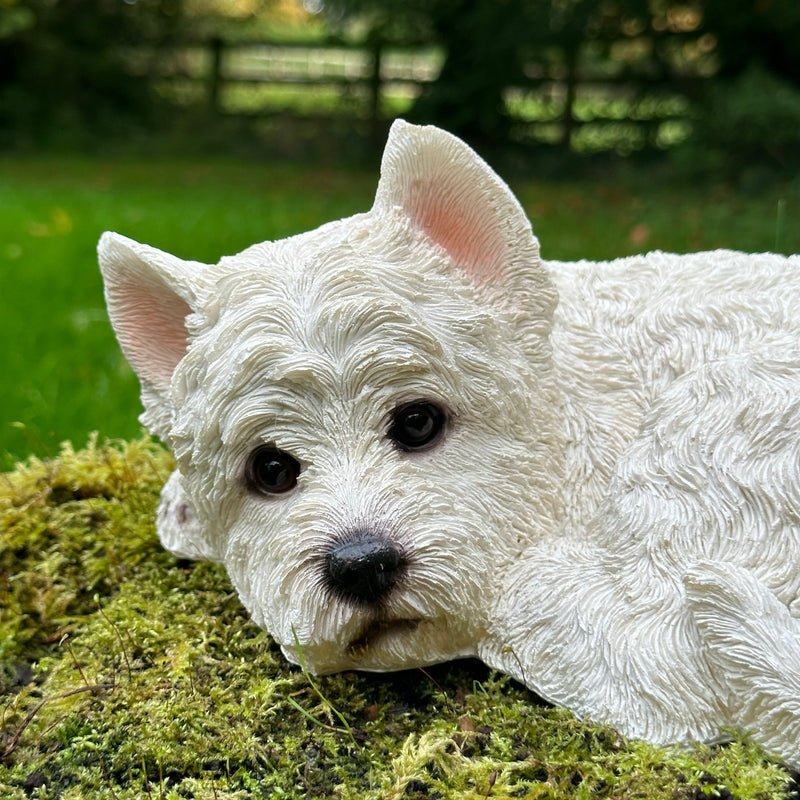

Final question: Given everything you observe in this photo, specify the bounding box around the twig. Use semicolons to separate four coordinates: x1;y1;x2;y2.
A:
418;666;450;705
61;634;90;686
1;682;115;760
94;595;132;677
95;745;122;800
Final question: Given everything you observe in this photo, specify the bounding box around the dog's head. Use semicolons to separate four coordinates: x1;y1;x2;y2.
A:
99;121;561;673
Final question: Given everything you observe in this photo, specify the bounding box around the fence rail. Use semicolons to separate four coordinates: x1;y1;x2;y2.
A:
152;35;704;153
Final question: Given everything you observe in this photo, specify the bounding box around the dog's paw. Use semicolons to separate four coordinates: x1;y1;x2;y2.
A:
684;561;800;767
156;469;220;563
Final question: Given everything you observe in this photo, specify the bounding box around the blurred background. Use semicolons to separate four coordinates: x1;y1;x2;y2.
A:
2;0;799;165
1;0;798;468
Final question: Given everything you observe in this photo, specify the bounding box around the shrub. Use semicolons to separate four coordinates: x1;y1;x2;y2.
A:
677;65;800;180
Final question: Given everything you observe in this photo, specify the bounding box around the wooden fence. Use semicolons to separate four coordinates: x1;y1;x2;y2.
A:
154;35;705;153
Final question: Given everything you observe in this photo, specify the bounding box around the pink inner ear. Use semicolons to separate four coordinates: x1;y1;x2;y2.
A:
408;180;506;284
111;274;192;390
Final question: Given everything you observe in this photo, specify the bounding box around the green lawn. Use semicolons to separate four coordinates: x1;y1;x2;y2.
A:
1;154;797;470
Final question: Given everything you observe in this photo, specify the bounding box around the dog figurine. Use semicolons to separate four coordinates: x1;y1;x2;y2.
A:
99;120;800;767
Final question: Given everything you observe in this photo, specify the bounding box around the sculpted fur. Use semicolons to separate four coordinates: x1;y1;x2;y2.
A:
98;120;800;767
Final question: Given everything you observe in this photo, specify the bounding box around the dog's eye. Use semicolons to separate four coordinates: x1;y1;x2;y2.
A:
389;401;446;452
245;446;300;495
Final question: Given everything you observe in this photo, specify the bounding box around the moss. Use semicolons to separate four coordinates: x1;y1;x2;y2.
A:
1;437;796;799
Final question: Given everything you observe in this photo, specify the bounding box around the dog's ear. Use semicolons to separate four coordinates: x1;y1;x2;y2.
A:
373;119;540;288
98;232;208;438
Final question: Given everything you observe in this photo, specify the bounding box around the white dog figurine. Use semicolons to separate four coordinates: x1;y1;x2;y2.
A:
99;120;800;768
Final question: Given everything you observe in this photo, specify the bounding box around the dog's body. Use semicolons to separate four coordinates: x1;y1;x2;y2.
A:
99;121;800;767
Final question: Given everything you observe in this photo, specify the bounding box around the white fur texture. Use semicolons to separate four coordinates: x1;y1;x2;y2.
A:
98;120;800;767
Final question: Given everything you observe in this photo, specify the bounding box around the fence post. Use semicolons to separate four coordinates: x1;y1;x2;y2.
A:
560;43;579;150
208;36;224;114
367;33;383;145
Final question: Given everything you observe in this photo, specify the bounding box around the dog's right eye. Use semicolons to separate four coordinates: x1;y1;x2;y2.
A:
245;446;300;496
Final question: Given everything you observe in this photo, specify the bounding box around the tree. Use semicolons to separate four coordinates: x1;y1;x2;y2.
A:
323;0;656;146
700;0;799;87
322;0;798;151
0;0;184;145
397;0;538;145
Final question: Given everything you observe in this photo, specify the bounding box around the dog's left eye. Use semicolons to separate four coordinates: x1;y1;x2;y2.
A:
389;401;447;452
245;446;300;495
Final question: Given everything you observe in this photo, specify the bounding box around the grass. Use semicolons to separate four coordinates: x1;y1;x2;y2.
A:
0;153;798;470
0;438;795;799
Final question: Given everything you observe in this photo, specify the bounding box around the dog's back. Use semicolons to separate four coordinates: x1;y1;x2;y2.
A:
484;248;800;758
548;248;799;537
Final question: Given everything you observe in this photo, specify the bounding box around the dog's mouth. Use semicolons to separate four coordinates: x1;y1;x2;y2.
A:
346;617;421;660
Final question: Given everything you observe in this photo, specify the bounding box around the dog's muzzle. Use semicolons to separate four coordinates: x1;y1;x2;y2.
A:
324;530;406;604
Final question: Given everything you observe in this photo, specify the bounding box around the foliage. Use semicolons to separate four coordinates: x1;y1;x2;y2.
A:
677;65;800;178
0;0;179;147
2;0;797;158
322;0;799;154
0;0;321;148
1;437;797;798
700;0;800;86
325;0;655;145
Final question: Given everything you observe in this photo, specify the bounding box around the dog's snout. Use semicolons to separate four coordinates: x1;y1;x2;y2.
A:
325;531;405;604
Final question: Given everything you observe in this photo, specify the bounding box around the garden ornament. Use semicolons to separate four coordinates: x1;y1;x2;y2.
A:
98;120;800;768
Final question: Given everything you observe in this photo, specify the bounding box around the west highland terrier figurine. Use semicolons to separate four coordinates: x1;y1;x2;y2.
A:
99;120;800;767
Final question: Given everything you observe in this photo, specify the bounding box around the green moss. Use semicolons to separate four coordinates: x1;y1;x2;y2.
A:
1;438;796;799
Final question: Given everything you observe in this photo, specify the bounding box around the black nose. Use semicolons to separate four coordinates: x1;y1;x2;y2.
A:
325;530;405;604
